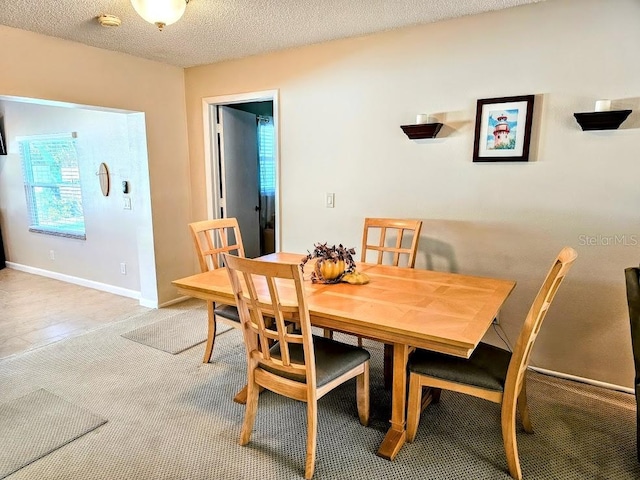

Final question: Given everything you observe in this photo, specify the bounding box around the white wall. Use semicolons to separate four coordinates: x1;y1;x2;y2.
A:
0;25;192;306
185;0;640;388
0;100;146;295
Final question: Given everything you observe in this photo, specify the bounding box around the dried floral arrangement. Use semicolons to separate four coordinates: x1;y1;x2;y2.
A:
300;243;356;283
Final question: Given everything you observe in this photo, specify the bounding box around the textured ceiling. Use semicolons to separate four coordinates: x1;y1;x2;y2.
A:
0;0;545;68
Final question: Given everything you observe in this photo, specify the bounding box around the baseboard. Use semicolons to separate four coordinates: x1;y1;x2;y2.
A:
158;295;192;308
7;262;142;302
529;366;634;395
139;298;159;309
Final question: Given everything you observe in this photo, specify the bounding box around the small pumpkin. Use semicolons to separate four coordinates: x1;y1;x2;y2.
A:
317;259;345;281
341;271;370;285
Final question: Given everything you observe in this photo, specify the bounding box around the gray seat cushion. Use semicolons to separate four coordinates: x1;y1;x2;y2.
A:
263;336;370;387
408;342;512;392
213;304;240;323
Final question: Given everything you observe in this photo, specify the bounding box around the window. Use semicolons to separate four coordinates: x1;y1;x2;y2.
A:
257;116;275;196
19;133;86;239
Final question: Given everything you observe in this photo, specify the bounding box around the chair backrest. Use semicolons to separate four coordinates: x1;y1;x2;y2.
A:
626;267;640;461
224;254;318;389
625;267;640;381
506;247;578;396
361;218;423;267
189;218;245;272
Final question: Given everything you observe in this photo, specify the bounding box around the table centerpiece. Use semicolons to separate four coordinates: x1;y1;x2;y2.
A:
300;243;369;284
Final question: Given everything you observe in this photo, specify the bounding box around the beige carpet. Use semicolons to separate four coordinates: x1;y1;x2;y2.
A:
1;300;639;479
121;306;232;354
0;389;106;479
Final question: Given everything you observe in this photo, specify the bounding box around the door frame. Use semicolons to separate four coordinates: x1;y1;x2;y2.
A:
202;90;280;252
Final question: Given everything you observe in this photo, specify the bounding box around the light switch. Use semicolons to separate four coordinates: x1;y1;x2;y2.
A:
325;193;335;208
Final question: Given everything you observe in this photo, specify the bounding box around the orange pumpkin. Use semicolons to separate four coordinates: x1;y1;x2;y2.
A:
317;259;345;281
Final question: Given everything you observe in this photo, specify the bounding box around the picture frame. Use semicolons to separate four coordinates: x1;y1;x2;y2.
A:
472;94;535;162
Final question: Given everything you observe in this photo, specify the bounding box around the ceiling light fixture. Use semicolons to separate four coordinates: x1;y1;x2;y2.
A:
130;0;189;31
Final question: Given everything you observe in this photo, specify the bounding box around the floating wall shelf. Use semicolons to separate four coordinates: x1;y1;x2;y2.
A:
400;122;443;139
573;110;632;131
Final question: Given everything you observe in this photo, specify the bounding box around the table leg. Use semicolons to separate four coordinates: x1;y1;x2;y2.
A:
377;342;408;460
383;343;393;389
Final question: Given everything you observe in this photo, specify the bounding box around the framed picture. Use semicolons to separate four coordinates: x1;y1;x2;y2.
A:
472;94;534;162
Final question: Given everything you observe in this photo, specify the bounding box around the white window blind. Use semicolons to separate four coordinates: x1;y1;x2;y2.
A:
258;116;275;196
19;133;86;239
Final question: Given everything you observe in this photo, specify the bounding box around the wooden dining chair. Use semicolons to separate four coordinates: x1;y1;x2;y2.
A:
359;218;423;385
406;246;577;480
188;218;245;363
625;266;640;461
224;254;370;480
361;217;423;267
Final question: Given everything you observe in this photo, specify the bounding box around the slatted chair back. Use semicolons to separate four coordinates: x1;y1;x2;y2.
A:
625;266;640;461
505;246;578;400
361;218;423;267
189;218;245;272
225;255;317;390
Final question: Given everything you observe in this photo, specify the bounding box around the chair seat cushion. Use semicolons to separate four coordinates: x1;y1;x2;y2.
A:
408;342;512;392
265;336;370;387
213;304;240;323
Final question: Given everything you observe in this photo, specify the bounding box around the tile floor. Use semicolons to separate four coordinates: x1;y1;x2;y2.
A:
0;267;150;359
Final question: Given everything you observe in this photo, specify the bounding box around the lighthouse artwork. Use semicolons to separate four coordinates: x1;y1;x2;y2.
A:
486;109;518;150
473;95;535;162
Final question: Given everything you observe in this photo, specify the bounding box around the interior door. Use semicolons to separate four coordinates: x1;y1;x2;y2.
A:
219;106;261;258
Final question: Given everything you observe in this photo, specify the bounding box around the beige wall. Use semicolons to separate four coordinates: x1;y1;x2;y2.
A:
0;101;144;293
0;0;637;388
0;25;193;306
184;0;640;388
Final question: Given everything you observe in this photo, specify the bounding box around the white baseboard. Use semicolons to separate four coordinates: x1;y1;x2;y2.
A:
139;298;159;309
7;262;143;302
529;366;634;395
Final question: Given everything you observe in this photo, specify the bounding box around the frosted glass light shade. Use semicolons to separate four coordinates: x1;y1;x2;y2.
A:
131;0;186;29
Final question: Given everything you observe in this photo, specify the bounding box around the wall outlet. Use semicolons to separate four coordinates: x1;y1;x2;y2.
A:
492;314;500;325
123;197;132;210
49;250;55;260
120;262;127;275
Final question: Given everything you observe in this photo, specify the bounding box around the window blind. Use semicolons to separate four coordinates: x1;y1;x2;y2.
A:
257;116;275;196
19;133;86;239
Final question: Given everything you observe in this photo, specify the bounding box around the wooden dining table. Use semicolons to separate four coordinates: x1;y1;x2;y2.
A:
172;252;516;460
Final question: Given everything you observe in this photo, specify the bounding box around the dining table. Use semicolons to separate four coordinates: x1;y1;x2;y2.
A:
172;252;516;460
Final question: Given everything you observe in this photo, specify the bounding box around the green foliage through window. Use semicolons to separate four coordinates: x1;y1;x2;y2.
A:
19;133;86;239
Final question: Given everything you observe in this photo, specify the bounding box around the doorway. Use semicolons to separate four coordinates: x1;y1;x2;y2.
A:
203;91;279;258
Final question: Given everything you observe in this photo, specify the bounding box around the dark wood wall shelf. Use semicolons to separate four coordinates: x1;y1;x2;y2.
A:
400;122;443;139
573;110;632;131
